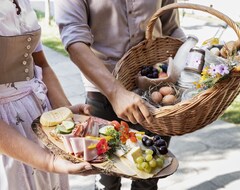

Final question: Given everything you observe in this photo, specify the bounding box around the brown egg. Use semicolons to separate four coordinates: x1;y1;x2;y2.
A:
159;86;174;96
162;95;176;106
151;91;163;104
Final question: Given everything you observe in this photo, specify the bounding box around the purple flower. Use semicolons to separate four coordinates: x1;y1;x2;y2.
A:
215;64;229;76
208;64;218;77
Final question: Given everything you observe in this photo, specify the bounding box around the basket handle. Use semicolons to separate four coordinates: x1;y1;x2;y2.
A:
146;3;240;40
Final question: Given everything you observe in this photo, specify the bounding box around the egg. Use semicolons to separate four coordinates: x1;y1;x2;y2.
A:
159;86;174;96
151;91;163;104
162;95;176;106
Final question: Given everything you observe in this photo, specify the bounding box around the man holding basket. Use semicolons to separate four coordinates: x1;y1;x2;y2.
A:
55;0;185;189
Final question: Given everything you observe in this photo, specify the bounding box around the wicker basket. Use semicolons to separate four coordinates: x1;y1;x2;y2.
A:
113;3;240;136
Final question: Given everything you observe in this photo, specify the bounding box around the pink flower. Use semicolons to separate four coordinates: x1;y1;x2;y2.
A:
208;64;218;77
215;64;229;76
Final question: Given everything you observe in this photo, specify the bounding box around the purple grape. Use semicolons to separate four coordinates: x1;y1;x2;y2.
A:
142;136;149;146
161;64;168;73
147;74;153;78
145;139;154;147
154;139;167;147
158;146;168;155
153;135;161;142
149;146;157;156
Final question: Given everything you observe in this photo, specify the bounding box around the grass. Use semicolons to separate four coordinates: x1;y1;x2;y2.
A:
35;10;68;56
220;95;240;124
35;10;240;124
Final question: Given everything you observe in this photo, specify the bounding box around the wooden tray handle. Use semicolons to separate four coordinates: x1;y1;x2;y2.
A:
146;3;240;40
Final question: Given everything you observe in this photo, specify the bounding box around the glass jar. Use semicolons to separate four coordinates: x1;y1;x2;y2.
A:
185;48;205;74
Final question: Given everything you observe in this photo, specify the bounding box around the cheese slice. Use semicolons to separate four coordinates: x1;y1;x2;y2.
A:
40;107;73;127
112;156;136;176
120;157;154;179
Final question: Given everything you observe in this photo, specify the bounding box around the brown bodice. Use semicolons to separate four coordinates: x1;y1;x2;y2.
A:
0;29;41;84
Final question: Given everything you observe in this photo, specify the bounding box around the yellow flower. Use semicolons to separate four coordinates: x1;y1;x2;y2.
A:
201;67;209;76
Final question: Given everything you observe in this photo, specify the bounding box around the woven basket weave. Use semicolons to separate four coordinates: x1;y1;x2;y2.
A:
113;3;240;136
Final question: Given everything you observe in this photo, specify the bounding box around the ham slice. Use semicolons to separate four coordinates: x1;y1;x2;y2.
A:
83;138;100;161
61;134;74;154
69;137;84;157
63;136;100;161
83;117;99;137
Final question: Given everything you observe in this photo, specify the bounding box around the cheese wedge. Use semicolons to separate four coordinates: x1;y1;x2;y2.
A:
40;107;73;127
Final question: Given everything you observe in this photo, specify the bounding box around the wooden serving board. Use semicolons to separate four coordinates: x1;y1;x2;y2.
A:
31;115;178;180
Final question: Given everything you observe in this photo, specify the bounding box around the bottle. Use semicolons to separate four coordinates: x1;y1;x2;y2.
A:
173;35;199;77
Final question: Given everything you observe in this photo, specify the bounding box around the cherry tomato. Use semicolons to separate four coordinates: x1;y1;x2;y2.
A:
111;120;121;131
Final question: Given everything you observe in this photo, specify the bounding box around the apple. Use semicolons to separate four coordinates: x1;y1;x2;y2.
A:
158;72;168;78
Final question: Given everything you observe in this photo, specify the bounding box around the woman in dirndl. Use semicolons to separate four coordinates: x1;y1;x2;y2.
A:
0;1;93;190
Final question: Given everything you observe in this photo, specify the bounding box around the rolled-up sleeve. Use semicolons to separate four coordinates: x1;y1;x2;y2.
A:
160;0;180;36
54;0;93;50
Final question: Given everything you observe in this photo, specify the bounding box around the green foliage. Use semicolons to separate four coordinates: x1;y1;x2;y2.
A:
221;95;240;124
34;10;67;56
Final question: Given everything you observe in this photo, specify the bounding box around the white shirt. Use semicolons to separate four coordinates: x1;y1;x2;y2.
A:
55;0;185;92
0;0;40;36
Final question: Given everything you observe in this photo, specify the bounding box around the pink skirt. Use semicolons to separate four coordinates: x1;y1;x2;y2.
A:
0;66;69;190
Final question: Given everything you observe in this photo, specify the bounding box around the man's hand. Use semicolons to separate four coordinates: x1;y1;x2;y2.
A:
109;89;153;125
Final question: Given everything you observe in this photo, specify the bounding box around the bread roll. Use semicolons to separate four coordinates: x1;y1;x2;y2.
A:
40;107;73;127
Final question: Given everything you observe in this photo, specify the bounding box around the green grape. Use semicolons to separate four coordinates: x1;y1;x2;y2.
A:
148;159;157;168
145;154;153;162
145;149;154;155
136;163;143;171
136;156;144;164
156;157;164;168
144;166;152;173
141;162;149;170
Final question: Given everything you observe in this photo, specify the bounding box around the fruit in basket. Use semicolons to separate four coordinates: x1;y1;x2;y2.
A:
158;72;168;78
140;66;159;78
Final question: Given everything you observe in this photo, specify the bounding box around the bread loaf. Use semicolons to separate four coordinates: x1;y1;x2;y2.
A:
40;107;73;127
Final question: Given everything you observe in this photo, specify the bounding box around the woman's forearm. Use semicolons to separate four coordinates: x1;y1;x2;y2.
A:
33;51;71;108
0;120;53;172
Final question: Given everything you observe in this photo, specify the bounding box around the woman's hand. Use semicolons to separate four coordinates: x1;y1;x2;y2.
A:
49;154;98;175
68;104;92;115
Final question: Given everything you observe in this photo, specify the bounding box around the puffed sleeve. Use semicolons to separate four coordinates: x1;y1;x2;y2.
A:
160;0;180;36
54;0;93;50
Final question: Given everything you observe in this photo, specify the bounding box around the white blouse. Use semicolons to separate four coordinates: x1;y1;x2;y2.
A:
0;0;40;36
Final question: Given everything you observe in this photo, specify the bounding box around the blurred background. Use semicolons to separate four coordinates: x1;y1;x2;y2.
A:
30;0;240;124
29;1;240;189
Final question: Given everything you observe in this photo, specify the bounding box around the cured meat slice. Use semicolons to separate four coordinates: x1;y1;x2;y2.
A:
83;138;100;161
69;137;84;157
61;134;74;154
83;117;99;137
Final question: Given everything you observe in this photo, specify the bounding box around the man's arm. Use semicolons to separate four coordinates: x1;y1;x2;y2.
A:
161;0;186;40
67;42;153;124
